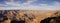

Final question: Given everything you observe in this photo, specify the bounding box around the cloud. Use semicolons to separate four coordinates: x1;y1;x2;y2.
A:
0;0;60;10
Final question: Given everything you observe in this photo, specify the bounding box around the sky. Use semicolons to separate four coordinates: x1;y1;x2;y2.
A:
0;0;60;10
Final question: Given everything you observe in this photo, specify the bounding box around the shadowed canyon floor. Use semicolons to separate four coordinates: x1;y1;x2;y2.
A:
0;10;60;23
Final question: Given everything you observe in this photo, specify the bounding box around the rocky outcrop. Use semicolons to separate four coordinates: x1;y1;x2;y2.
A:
0;10;60;23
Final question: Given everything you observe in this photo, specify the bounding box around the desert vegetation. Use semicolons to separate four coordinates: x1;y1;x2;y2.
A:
0;10;60;23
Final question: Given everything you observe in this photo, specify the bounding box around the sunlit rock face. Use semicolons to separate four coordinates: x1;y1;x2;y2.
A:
0;10;60;23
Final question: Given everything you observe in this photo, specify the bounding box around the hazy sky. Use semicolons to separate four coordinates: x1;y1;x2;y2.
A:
0;0;60;10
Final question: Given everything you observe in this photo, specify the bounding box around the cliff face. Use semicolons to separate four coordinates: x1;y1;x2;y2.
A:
0;10;60;23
